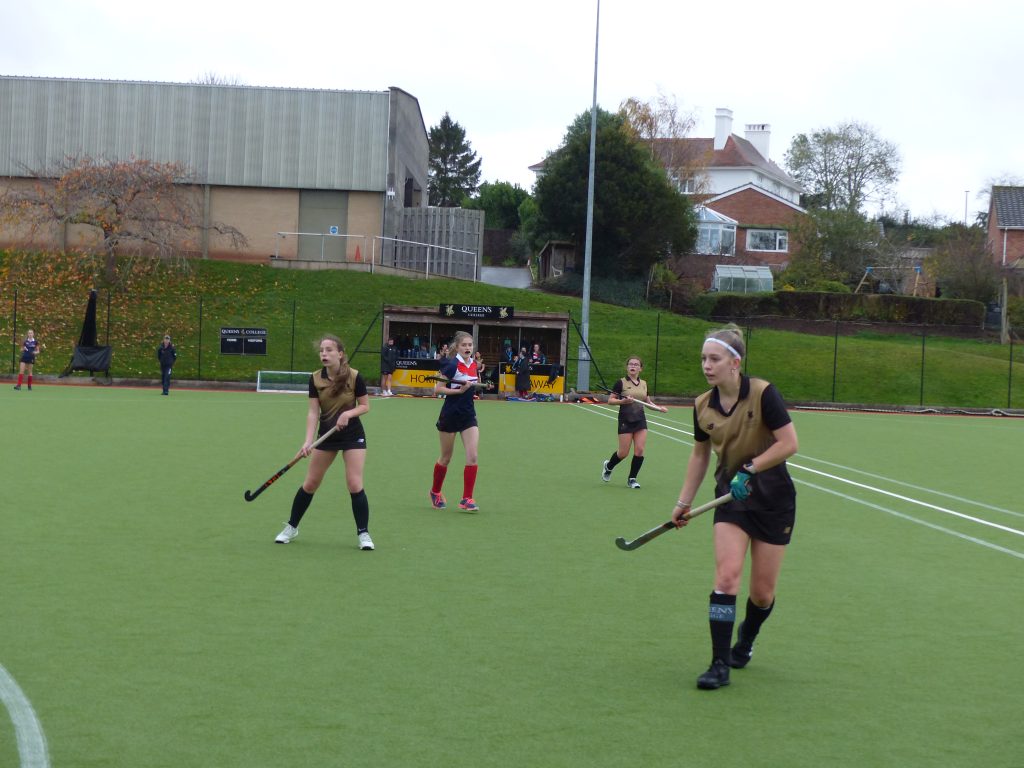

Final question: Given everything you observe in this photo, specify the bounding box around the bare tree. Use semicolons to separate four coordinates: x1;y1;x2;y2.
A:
620;92;709;196
927;225;1000;303
785;121;900;213
192;72;246;86
0;156;247;282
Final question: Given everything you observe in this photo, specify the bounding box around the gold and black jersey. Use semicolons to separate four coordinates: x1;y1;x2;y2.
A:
693;376;795;512
616;376;647;422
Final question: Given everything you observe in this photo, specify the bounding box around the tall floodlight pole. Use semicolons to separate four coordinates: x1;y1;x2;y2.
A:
577;0;600;391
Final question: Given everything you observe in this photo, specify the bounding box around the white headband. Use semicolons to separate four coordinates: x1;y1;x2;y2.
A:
706;337;741;359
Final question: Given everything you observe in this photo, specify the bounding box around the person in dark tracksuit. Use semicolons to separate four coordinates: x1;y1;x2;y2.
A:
379;336;398;397
157;335;177;395
671;324;799;691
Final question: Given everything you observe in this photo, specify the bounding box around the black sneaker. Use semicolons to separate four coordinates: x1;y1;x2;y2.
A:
730;622;754;669
697;658;731;690
13;385;20;390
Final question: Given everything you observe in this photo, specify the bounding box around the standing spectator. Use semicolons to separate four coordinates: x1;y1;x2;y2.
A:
513;347;532;398
14;329;41;391
275;334;374;550
157;334;177;396
436;342;450;360
380;336;398;397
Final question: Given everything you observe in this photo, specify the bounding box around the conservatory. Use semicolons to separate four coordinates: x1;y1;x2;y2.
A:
695;206;737;256
712;264;774;293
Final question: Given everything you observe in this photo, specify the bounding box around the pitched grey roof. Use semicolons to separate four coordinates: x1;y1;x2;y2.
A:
992;186;1024;227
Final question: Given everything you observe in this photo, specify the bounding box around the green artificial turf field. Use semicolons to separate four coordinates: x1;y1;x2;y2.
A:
2;384;1022;767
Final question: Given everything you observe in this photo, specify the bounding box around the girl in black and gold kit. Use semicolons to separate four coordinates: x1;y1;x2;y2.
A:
601;356;667;489
274;334;375;550
671;325;798;690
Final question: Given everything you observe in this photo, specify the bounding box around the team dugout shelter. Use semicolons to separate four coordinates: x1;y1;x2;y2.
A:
382;304;570;396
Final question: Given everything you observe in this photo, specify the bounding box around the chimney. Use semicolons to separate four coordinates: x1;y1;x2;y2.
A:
744;123;771;160
713;108;733;151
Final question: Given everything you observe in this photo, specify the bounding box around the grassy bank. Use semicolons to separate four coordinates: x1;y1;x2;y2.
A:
1;251;1021;408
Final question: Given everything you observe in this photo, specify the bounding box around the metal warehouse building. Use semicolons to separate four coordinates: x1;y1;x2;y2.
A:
0;75;481;273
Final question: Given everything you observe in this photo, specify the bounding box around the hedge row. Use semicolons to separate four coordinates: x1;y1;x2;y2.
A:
691;291;985;327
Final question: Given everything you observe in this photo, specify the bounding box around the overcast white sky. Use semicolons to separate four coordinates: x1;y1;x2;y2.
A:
4;0;1021;223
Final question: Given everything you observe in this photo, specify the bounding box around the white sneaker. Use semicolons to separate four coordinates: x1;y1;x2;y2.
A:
627;478;641;489
275;523;299;543
358;531;375;550
602;460;612;482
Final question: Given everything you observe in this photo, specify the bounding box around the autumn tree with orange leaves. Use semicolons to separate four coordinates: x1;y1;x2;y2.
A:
0;156;247;283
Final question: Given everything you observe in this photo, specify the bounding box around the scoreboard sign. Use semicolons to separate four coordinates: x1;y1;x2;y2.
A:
221;327;268;355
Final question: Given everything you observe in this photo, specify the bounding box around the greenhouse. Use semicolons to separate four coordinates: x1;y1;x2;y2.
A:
712;264;774;293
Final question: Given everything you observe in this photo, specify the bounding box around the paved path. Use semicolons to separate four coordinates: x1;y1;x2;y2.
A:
479;266;532;289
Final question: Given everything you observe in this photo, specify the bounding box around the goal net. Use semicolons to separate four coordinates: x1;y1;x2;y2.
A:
256;370;310;394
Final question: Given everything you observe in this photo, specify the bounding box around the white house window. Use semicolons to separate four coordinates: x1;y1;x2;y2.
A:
668;171;696;194
694;206;737;256
746;229;788;252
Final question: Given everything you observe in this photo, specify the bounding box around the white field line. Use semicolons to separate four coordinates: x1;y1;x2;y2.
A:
570;402;1024;553
0;664;50;768
797;480;1024;561
795;464;1024;538
794;454;1023;519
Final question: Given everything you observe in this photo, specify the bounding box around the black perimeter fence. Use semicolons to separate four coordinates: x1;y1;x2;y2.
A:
3;289;1022;413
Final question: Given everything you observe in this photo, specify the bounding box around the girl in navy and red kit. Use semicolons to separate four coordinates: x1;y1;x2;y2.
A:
429;330;482;512
14;329;40;390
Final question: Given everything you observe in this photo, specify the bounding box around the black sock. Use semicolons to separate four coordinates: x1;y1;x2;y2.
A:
708;592;737;662
740;598;774;642
629;455;644;479
289;488;314;528
607;452;622;470
351;489;370;533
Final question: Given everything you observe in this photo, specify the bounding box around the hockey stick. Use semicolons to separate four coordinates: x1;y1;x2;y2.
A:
424;374;491;389
596;385;667;412
614;493;733;551
243;427;339;502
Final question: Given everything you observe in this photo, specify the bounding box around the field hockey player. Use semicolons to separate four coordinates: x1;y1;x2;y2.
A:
671;324;798;690
274;334;375;550
601;355;666;489
429;330;482;512
14;329;41;390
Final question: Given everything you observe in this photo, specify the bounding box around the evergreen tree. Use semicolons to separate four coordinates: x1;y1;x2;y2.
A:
428;113;482;207
533;108;695;276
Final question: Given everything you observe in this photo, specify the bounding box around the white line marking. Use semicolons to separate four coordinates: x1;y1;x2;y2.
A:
798;480;1024;560
795;464;1024;538
570;402;1024;554
0;663;50;768
795;454;1023;518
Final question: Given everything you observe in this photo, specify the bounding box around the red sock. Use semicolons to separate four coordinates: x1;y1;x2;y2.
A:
17;374;23;386
431;463;447;494
463;465;478;499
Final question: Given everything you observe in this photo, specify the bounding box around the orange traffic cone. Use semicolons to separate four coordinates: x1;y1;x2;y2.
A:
354;245;362;262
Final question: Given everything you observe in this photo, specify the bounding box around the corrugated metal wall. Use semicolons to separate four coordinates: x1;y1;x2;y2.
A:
0;77;390;191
